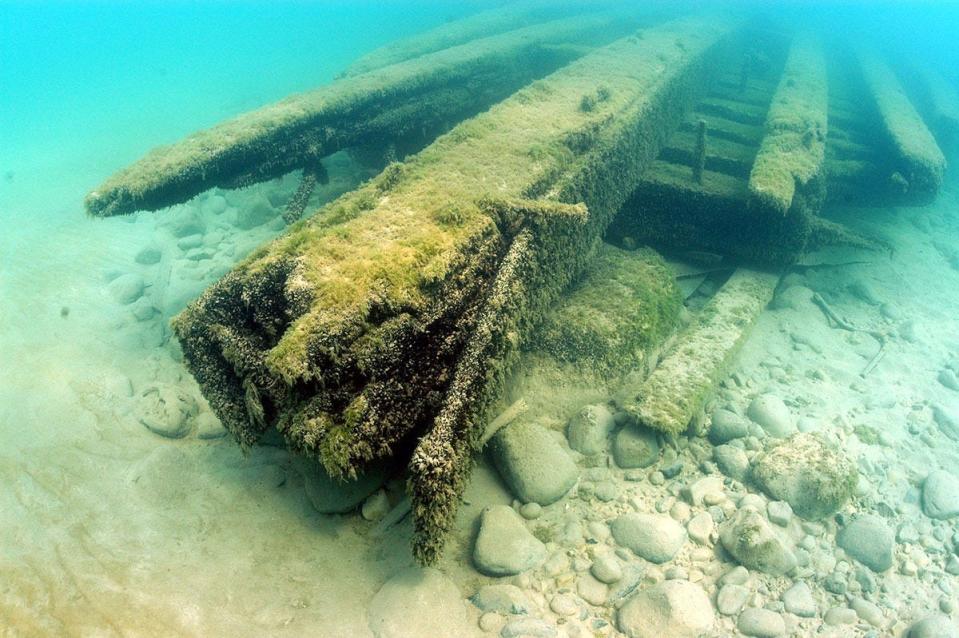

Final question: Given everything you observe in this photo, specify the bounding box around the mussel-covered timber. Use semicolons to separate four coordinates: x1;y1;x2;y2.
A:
84;14;627;217
171;14;742;563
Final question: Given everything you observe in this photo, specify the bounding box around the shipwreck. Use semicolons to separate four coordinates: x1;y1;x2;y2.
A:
86;4;950;564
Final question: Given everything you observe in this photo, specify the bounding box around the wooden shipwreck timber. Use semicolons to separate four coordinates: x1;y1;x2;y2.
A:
86;9;952;564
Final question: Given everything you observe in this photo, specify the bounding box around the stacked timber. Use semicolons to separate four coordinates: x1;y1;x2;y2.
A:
609;32;831;264
84;13;628;218
170;15;742;563
902;62;959;150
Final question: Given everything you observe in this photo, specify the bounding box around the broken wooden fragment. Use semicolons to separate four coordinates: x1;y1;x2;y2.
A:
171;14;741;563
856;48;947;203
622;269;779;436
748;33;828;217
84;15;624;217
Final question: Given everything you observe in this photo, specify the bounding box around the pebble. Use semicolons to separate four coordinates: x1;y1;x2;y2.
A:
136;384;196;438
746;394;795;438
612;425;660;469
932;404;959;441
670;501;691;522
767;501;793;526
687;513;713;545
610;513;686;564
719;507;796;576
576;574;609;606
361;490;390;522
782;581;816;617
177;234;204;250
368;567;473;638
294;456;385;514
479;612;505;634
617;581;714;638
751;432;858;520
108;273;145;305
567;404;615;455
135;245;163;265
684;476;724;507
714;445;749;481
823;607;857;626
471;584;531;615
649;471;665;486
489;422;579;505
500;618;557;638
591;554;623;584
720;566;749;586
922;470;959;519
549;593;578;616
836;514;894;572
586;520;610;543
716;584;749;616
709;408;750;444
520;502;543;520
737;607;785;637
907;615;959;638
939;369;959;391
473;505;546;576
542;551;570;577
850;597;884;627
203;194;228;215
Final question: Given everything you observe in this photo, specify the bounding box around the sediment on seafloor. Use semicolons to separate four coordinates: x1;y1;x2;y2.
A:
855;48;946;203
84;14;627;218
171;14;742;563
621;269;779;436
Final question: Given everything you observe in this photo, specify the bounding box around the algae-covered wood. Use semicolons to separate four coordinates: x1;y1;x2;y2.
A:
172;14;741;563
856;48;946;203
622;269;779;436
749;33;828;217
84;15;623;217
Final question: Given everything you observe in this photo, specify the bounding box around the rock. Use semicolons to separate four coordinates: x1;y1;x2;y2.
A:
108;273;145;305
719;507;796;576
612;425;660;469
177;234;204;250
848;280;882;305
470;584;530;615
235;194;276;229
368;567;474;638
611;513;686;564
716;584;748;616
687;513;713;545
566;404;615;455
683;476;724;506
361;490;390;522
489;422;578;505
203;194;228;215
135;384;196;438
519;502;542;520
714;445;749;481
166;209;206;238
767;501;793;526
908;615;959;638
709;409;750;444
501;618;557;638
850;597;884;627
746;394;795;438
549;593;578;616
478;612;504;633
617;581;714;638
782;581;816;617
194;411;228;439
940;370;959;391
751;433;858;520
823;607;857;625
135;245;163;265
473;505;546;576
737;608;785;637
836;514;894;572
922;470;959;519
720;565;749;586
771;285;814;311
932;405;959;441
294;456;386;514
591;554;623;584
576;574;609;606
130;297;158;321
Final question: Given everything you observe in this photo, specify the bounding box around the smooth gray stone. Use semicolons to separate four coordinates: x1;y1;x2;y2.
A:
470;584;530;615
490;422;578;505
746;394;795;438
709;408;750;444
716;584;748;616
617;581;714;638
714;445;749;481
782;581;816;617
108;273;145;305
719;507;796;576
293;455;386;514
501;618;557;638
611;513;686;564
368;567;473;638
737;608;785;637
612;425;660;469
837;514;894;572
908;615;959;638
922;470;959;519
473;505;546;577
566;403;615;455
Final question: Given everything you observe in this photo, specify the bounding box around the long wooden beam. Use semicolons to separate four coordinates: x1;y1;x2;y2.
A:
171;14;742;563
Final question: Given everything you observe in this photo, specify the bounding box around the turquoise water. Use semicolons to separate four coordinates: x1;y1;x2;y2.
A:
2;2;959;636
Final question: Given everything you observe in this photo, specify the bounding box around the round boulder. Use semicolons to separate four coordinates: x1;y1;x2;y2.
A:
612;425;660;469
473;505;546;576
617;580;714;638
611;513;686;564
368;567;476;638
751;432;858;520
566;403;615;455
746;394;795;438
922;470;959;519
489;422;578;505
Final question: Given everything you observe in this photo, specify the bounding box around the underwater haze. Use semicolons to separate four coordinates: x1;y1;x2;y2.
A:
2;1;959;636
